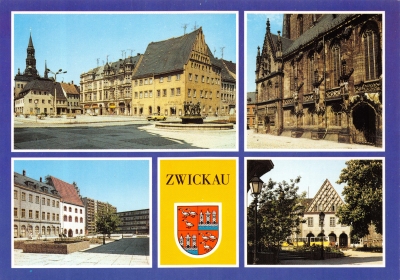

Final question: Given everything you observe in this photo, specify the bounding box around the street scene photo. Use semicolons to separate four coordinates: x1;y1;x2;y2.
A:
13;13;237;150
246;159;383;266
13;159;151;267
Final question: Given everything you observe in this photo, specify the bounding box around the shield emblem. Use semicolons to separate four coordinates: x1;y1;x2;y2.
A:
175;203;221;258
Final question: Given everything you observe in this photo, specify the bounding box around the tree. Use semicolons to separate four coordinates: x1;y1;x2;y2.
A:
95;205;121;245
336;160;382;239
247;176;306;263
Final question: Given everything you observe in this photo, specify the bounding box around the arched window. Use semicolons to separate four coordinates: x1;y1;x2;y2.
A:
64;206;67;211
21;225;26;237
14;225;18;238
308;52;315;91
80;217;83;223
64;215;67;222
69;216;72;222
75;217;78;223
362;22;381;80
331;43;341;87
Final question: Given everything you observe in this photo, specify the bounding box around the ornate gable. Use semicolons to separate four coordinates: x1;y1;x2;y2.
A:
189;29;211;65
306;179;344;213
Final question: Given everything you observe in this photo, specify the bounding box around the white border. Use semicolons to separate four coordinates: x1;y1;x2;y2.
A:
244;11;385;152
11;11;239;152
158;157;239;268
244;157;385;268
11;157;152;269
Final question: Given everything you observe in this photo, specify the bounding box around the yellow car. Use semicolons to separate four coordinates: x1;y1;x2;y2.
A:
147;114;166;121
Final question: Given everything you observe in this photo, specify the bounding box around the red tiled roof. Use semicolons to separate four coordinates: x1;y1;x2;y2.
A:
49;176;84;206
60;82;80;95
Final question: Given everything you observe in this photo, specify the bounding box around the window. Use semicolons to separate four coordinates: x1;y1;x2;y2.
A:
363;22;381;80
149;78;153;85
139;92;143;98
64;215;67;222
330;217;336;227
134;92;138;99
69;216;72;222
14;190;18;200
52;213;55;221
56;201;59;208
170;88;174;96
14;208;17;217
144;79;148;85
42;212;45;220
176;88;181;96
189;73;192;81
297;15;303;36
47;199;50;206
188;89;191;97
195;75;198;82
75;208;78;213
80;209;83;214
64;206;67;211
193;90;197;97
57;214;59;221
29;194;33;202
307;217;313;227
157;90;161;97
160;77;164;83
144;91;148;98
80;217;83;223
29;210;33;219
47;213;50;220
168;75;171;81
139;80;143;86
202;76;205;83
21;192;26;201
176;74;181;80
163;89;167;97
42;198;45;205
75;217;78;223
36;211;39;219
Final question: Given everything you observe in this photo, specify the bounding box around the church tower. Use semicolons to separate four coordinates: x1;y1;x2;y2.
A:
24;32;39;77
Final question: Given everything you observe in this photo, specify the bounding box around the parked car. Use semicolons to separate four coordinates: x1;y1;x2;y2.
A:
147;113;166;121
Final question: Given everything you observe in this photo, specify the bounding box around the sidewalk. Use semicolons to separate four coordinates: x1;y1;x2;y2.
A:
13;238;150;268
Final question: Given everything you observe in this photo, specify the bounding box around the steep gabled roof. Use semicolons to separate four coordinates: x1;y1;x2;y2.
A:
49;176;84;207
133;28;201;79
283;14;354;55
306;179;344;213
19;78;67;101
212;58;236;83
61;82;80;95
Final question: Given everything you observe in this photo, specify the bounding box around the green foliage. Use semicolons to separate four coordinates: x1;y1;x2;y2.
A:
336;160;382;238
95;205;121;237
248;176;306;261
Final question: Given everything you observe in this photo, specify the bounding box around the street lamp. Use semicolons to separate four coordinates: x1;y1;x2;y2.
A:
47;68;67;116
319;211;325;260
34;99;38;122
249;174;264;265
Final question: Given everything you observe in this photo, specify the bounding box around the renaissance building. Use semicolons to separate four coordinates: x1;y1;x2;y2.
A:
253;14;382;146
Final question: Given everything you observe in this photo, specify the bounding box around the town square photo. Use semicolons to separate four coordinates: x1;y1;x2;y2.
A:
13;12;237;150
12;158;151;267
246;13;383;150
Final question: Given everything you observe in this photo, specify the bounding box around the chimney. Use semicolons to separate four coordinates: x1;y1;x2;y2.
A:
23;170;26;176
137;53;140;56
40;177;42;182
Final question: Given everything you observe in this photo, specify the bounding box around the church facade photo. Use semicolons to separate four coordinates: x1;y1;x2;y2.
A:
251;14;383;147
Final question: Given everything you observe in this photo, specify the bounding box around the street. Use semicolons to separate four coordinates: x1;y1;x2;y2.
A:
13;115;236;150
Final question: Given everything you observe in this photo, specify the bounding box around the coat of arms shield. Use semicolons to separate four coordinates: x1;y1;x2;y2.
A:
175;203;221;258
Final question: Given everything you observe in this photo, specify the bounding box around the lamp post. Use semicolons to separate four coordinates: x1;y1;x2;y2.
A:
34;99;38;122
249;174;264;265
319;211;325;260
47;68;67;116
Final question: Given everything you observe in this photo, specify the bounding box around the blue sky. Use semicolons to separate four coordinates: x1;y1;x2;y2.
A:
13;159;150;212
13;12;237;85
248;158;349;204
246;13;283;93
